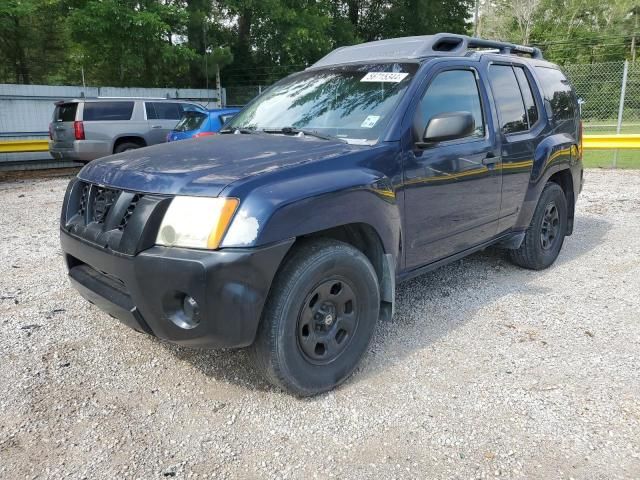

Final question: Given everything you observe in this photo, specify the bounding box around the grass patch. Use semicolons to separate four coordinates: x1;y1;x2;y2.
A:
583;150;640;169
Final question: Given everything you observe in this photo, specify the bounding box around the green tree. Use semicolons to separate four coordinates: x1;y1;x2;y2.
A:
0;0;71;84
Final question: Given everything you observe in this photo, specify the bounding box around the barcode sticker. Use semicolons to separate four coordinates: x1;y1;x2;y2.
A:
360;72;408;83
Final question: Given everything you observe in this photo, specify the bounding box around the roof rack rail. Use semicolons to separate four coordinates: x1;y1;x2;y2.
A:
310;33;543;69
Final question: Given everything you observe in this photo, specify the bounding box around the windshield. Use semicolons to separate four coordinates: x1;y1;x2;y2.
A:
175;111;207;132
226;63;418;144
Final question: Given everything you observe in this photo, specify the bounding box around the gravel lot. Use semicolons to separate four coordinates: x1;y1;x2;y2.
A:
1;169;639;479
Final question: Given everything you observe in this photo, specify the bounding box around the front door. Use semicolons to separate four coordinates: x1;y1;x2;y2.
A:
403;66;502;269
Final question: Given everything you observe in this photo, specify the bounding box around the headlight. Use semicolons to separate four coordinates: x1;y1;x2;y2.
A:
156;196;238;249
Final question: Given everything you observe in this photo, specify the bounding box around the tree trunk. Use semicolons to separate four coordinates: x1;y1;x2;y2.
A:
348;0;359;27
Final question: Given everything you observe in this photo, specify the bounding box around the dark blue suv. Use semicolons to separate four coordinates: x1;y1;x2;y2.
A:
60;34;583;396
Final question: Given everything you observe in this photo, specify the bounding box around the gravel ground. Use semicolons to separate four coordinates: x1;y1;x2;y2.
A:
1;169;639;479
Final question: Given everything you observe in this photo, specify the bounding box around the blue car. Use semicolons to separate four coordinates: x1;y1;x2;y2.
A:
167;107;240;142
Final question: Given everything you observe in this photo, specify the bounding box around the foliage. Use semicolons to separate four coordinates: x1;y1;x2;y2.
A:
478;0;639;64
0;0;471;87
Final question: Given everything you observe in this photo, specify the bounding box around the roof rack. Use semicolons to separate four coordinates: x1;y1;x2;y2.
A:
310;33;543;69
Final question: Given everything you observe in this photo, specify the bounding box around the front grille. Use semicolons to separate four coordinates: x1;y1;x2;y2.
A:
63;180;156;254
79;183;90;217
90;186;119;224
118;193;142;231
71;181;144;228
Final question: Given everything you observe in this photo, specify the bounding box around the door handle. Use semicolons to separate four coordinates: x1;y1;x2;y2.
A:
482;154;500;166
152;125;162;129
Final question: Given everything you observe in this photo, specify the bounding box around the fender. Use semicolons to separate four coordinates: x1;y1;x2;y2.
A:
513;132;576;231
220;146;403;261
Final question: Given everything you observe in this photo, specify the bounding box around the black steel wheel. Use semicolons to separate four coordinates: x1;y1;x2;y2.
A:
540;201;560;251
296;278;358;365
251;239;380;396
509;181;568;270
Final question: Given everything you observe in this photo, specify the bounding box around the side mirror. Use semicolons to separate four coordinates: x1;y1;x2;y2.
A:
420;111;475;146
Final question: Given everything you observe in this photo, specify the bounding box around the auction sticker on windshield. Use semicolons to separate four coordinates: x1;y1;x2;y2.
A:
361;115;381;128
360;72;409;82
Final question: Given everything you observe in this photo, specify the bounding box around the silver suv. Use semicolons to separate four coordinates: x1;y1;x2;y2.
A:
49;98;205;163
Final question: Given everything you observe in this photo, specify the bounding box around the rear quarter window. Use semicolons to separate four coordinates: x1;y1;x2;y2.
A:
54;103;78;122
83;102;134;121
535;67;577;121
146;102;181;120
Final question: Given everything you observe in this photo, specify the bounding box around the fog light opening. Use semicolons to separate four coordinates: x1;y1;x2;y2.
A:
163;292;201;330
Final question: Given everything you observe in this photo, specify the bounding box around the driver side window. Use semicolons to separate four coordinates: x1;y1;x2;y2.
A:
416;69;485;140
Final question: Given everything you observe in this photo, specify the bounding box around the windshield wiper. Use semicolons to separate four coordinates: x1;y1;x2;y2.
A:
219;127;260;135
262;127;347;143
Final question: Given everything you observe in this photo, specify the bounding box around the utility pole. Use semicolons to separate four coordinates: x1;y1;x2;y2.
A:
216;64;222;107
632;12;638;63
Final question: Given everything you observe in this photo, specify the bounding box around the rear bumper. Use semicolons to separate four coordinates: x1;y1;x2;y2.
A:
61;229;293;348
49;140;111;162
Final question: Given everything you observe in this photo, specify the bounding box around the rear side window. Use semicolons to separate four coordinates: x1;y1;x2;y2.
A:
54;103;78;122
513;67;539;127
417;69;485;139
175;111;207;132
488;65;528;134
146;102;181;120
219;114;235;124
535;67;576;121
83;102;134;121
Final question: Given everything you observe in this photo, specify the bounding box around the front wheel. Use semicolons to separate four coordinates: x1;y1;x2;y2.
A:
509;182;568;270
251;239;380;396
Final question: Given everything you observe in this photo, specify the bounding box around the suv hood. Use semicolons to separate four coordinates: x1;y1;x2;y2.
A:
78;134;359;196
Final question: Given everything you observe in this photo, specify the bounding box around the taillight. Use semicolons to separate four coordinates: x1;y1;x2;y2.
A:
48;123;53;140
74;121;85;140
193;131;215;138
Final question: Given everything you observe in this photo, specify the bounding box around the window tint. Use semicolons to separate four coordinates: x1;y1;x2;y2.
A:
146;102;181;120
83;102;134;121
535;67;576;121
417;69;485;139
513;67;538;127
488;65;528;134
54;103;78;122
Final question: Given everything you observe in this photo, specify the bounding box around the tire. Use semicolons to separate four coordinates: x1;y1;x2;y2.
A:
509;182;568;270
114;142;142;154
251;238;380;396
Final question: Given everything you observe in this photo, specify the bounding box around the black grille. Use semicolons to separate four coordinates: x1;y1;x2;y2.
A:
78;183;90;216
72;182;145;227
91;186;119;224
63;179;165;255
118;194;141;231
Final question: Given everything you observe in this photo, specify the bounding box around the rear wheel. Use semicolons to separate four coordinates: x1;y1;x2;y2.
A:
509;182;568;270
114;142;142;154
251;239;380;396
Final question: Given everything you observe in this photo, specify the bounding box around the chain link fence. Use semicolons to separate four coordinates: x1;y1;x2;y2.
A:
564;60;640;167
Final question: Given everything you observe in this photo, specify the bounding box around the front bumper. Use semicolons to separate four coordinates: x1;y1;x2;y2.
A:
61;229;293;348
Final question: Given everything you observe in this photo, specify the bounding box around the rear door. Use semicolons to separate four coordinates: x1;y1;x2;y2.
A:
145;102;183;144
51;102;79;149
484;61;543;231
